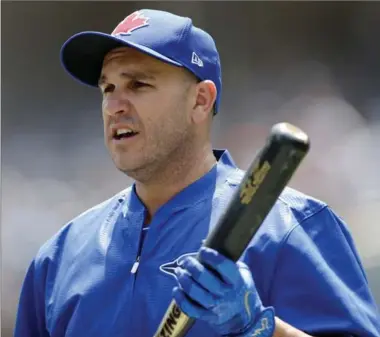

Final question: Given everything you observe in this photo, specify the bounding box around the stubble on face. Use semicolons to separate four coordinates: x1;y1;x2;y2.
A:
100;47;200;185
123;87;197;184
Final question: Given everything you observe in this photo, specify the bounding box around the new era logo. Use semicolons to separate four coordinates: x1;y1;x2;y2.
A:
191;52;203;67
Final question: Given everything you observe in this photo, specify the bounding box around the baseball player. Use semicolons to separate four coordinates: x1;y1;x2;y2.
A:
14;9;380;337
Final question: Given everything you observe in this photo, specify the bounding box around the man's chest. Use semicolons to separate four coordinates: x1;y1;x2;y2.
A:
45;204;224;337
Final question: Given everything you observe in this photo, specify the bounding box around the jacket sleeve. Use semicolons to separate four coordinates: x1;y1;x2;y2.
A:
14;259;50;337
268;206;380;336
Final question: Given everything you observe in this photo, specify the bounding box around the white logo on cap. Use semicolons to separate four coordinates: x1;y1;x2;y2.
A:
191;52;204;67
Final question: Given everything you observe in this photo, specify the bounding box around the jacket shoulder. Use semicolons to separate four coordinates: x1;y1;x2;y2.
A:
34;187;132;263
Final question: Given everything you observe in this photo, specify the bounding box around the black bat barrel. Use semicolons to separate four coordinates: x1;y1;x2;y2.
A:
202;122;310;261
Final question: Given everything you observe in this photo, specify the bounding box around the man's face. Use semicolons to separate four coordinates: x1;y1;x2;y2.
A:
99;47;197;181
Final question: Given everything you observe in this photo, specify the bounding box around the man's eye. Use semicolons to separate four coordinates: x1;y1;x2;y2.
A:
103;84;114;94
130;80;150;90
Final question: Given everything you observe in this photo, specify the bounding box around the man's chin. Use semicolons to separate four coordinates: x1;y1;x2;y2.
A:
112;153;139;170
114;160;144;177
114;159;158;183
115;163;139;176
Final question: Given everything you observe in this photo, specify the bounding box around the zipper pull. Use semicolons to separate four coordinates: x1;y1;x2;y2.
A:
131;256;140;274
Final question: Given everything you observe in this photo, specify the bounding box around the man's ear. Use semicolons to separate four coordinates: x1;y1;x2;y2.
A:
191;80;217;124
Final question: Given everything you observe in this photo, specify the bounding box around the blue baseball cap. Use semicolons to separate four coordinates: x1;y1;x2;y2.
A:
60;9;222;113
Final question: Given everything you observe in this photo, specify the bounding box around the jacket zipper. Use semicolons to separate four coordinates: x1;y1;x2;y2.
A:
131;255;140;274
130;220;147;275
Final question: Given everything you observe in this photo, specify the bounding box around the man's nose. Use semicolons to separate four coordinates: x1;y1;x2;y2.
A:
103;95;131;117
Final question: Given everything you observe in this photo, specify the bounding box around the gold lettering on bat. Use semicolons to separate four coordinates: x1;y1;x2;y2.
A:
240;161;271;205
154;302;192;337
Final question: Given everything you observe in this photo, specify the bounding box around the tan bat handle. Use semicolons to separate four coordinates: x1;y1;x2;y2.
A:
153;300;194;337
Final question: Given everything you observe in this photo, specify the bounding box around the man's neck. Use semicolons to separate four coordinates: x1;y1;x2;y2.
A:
135;145;217;223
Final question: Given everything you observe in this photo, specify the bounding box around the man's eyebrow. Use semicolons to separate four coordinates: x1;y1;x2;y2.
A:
98;71;158;86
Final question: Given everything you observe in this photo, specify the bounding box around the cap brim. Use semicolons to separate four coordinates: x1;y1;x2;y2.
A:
60;31;183;87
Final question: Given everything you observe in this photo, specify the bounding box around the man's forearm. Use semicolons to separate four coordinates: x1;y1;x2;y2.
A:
272;317;313;337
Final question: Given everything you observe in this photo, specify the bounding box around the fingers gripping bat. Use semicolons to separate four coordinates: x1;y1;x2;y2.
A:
153;122;310;337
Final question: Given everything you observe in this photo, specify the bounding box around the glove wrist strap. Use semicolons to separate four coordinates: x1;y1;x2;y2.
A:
224;307;276;337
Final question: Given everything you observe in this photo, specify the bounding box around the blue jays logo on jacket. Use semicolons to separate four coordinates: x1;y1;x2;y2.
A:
159;252;198;279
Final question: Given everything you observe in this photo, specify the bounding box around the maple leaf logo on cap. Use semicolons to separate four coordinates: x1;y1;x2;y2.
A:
111;11;149;36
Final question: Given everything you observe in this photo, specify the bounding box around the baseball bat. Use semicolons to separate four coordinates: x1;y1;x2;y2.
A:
152;122;310;337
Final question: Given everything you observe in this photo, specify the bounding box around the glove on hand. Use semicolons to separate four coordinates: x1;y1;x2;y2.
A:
173;247;275;337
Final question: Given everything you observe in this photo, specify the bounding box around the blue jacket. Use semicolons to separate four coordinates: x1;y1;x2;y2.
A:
14;150;380;337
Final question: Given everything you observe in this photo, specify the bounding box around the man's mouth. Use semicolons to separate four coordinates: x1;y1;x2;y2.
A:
113;128;139;140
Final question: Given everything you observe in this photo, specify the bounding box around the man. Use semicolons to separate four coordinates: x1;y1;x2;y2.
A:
14;8;380;337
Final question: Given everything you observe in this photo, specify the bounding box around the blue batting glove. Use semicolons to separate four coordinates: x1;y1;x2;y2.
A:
173;247;275;337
